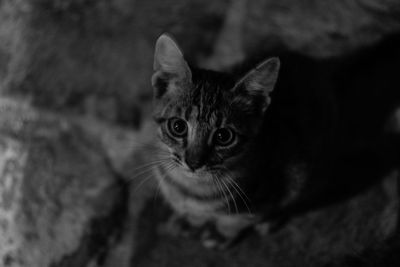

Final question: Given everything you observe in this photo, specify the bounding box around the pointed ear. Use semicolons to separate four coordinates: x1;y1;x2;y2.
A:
151;34;192;99
233;57;280;111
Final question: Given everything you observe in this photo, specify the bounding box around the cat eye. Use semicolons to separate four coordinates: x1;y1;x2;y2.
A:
167;117;188;138
213;128;235;147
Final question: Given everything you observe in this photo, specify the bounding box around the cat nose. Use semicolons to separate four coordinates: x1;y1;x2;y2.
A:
184;143;208;171
184;157;203;171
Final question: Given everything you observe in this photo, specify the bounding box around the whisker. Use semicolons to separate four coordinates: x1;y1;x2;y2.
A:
132;172;156;192
161;161;177;174
129;160;169;183
127;158;171;174
222;178;239;214
210;174;224;203
132;161;174;191
153;180;161;203
152;161;178;195
127;165;161;181
210;176;220;201
225;176;252;214
218;171;238;214
228;176;251;203
219;165;252;213
215;172;231;214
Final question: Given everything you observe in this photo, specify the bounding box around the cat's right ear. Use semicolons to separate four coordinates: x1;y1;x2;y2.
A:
151;34;192;99
233;57;280;113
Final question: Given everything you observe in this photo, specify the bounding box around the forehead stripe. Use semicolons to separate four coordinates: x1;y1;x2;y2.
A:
184;106;192;120
161;103;172;118
215;112;224;127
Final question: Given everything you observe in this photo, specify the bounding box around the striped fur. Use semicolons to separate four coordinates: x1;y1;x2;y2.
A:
150;34;279;237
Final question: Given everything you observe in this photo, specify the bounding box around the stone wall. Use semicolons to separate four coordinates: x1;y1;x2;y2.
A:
0;98;128;267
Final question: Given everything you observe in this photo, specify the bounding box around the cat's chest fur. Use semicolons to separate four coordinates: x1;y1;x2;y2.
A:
154;165;259;228
155;166;220;216
155;165;223;215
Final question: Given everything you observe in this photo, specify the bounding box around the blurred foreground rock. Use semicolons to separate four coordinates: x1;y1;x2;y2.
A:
0;98;128;267
131;174;399;267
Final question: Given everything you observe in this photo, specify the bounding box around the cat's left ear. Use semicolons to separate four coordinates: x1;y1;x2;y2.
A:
234;57;280;111
152;34;192;99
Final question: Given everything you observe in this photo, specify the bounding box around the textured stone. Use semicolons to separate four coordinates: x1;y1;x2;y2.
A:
130;175;398;267
0;0;229;128
243;0;400;58
0;98;127;267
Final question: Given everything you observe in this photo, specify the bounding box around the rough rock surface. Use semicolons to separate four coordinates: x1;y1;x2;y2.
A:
243;0;400;58
0;98;127;267
131;176;398;267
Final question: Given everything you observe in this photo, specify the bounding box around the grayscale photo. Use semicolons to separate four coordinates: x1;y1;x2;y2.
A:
1;0;400;266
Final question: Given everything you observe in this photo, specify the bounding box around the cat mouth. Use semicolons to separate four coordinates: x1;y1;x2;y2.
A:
206;165;228;172
183;167;226;180
182;165;205;174
171;157;224;176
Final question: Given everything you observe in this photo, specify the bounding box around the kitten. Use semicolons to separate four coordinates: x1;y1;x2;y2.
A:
150;33;400;248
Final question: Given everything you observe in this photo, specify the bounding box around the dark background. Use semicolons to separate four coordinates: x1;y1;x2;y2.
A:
0;0;400;266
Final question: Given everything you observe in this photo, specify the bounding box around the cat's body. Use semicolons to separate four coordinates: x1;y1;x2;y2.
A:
251;35;400;217
150;33;400;248
235;35;400;219
152;67;264;240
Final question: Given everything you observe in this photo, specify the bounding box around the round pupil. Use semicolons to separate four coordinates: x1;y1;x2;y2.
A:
171;119;187;136
215;128;233;145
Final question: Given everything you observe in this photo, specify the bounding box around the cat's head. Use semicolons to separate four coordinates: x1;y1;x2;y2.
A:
151;34;279;179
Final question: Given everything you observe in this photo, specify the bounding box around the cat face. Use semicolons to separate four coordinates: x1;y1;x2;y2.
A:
151;34;279;179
